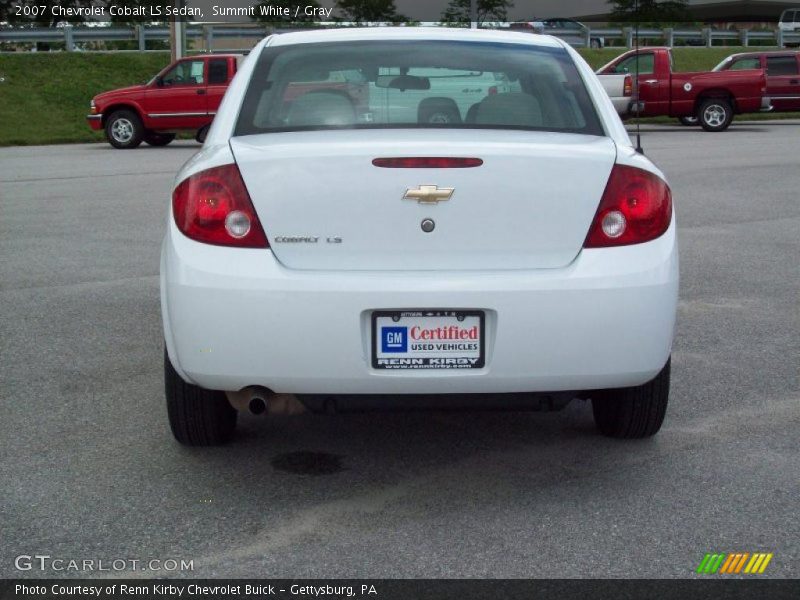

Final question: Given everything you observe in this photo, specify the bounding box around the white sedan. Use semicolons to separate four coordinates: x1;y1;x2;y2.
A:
161;27;678;445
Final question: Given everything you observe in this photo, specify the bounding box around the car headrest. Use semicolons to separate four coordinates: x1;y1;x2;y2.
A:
287;91;356;127
474;93;542;128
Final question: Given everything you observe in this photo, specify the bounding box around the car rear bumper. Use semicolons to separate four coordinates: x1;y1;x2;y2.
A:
161;219;678;395
86;114;102;131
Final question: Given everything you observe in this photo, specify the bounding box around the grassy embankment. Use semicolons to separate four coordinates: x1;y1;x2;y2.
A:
0;47;796;146
0;52;169;146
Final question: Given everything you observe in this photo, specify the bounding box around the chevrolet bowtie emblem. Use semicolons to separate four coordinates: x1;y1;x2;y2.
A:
403;185;454;204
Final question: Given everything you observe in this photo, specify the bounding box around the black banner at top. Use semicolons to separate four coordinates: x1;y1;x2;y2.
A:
4;1;778;25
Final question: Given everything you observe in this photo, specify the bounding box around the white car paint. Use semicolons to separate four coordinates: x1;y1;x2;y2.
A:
162;28;677;398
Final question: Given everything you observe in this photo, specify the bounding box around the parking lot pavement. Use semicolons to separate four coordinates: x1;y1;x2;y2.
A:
1;124;798;579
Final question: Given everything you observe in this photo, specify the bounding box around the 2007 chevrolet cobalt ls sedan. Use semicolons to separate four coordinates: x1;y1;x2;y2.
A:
161;28;678;445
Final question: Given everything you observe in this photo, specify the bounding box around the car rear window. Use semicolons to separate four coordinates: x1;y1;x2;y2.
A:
234;41;603;137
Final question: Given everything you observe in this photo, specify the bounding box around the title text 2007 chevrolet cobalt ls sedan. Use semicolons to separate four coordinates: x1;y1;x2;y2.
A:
161;28;678;445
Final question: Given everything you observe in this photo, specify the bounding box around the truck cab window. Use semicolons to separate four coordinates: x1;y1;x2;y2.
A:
208;59;229;85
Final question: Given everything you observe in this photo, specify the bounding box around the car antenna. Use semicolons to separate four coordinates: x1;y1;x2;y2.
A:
634;0;644;154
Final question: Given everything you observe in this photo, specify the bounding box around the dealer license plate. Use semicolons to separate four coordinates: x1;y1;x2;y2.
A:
372;310;485;370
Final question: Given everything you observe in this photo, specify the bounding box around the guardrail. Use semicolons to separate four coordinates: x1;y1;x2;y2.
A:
0;25;273;51
564;26;800;48
1;24;799;51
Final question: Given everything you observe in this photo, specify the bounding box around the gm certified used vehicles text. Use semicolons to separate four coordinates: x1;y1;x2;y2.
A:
87;54;242;148
597;47;770;130
161;28;679;445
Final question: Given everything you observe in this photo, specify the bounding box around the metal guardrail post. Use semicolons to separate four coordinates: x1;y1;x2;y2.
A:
739;29;748;47
624;26;633;49
703;27;712;47
205;25;213;52
776;28;784;47
663;27;673;47
64;25;74;51
584;27;591;48
137;25;146;51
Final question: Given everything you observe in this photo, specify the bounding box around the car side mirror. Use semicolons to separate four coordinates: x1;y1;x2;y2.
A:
156;76;165;87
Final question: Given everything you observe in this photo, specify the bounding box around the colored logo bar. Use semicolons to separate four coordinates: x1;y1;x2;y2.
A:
696;552;773;574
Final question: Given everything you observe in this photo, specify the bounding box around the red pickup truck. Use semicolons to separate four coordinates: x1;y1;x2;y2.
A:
597;47;770;131
87;54;242;149
713;50;800;113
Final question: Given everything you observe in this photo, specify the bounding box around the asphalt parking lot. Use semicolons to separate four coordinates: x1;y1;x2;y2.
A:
1;121;798;579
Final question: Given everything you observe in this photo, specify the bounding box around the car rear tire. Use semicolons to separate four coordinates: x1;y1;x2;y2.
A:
590;38;602;49
165;350;237;446
678;116;699;126
105;109;144;149
591;358;670;439
697;98;733;132
144;131;175;147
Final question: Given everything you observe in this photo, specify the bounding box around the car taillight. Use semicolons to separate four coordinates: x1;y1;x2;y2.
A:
172;163;268;248
584;164;672;248
623;74;633;97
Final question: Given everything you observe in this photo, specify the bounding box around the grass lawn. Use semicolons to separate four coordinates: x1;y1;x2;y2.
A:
0;46;797;146
0;52;170;146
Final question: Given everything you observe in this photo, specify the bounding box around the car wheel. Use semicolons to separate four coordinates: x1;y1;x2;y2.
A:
105;110;144;149
164;349;237;446
697;98;733;132
143;131;175;147
418;98;461;125
678;116;699;126
590;38;602;49
591;358;670;439
196;124;210;144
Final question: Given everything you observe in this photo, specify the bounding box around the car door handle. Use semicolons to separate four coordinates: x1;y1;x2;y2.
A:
196;89;206;95
791;79;799;85
643;79;658;85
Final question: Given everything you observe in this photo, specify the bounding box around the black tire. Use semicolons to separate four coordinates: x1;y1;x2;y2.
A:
143;131;175;147
165;350;237;446
697;98;733;132
105;109;144;149
195;124;210;144
591;358;670;439
678;116;699;126
418;98;461;125
590;38;602;49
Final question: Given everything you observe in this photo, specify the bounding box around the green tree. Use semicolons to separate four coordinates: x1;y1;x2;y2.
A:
335;0;407;24
441;0;514;27
0;0;13;22
252;0;323;24
608;0;690;23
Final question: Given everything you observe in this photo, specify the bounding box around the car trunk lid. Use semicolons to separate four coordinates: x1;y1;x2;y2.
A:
230;129;617;271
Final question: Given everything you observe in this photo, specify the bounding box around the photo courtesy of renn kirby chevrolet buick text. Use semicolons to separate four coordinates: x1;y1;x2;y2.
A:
160;27;678;445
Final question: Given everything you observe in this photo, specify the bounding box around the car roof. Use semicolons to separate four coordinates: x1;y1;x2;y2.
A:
267;26;565;49
725;50;799;59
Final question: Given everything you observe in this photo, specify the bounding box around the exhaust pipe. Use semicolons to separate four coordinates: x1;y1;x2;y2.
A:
226;387;306;416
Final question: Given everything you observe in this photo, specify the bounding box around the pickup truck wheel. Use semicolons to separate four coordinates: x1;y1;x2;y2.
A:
196;124;210;144
106;110;143;149
591;358;670;439
678;116;699;126
698;98;733;132
165;350;237;446
143;132;175;147
418;98;461;125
